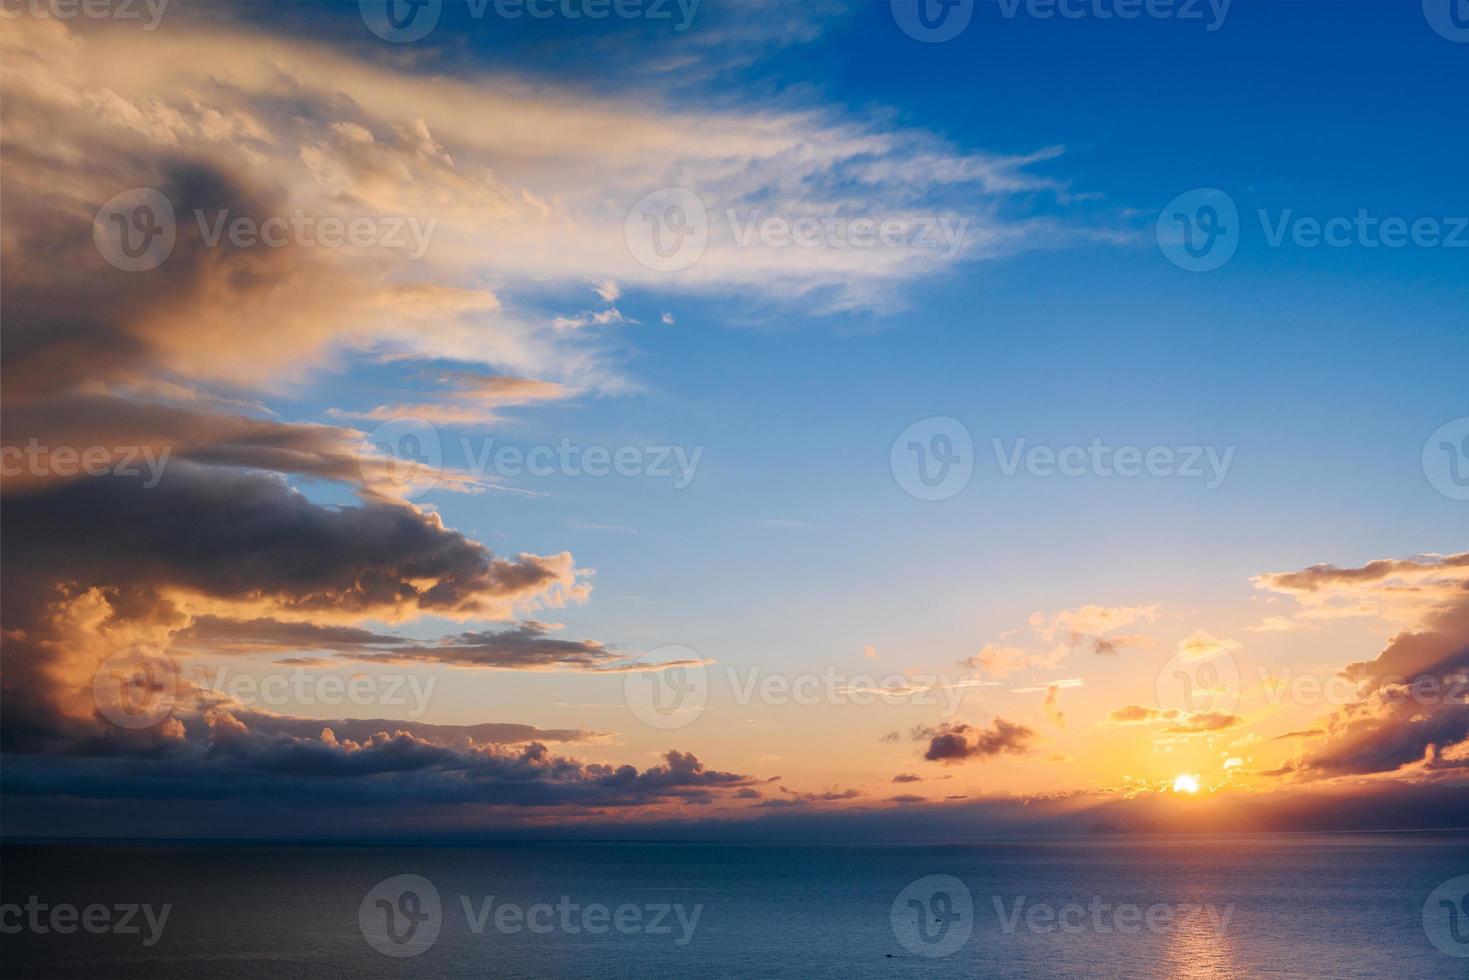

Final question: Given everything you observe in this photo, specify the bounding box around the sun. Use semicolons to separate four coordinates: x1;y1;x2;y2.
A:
1172;774;1201;794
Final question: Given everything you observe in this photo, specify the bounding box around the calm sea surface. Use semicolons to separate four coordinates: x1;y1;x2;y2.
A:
2;835;1467;978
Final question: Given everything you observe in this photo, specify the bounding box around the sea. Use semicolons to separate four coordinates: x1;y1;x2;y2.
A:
2;834;1467;977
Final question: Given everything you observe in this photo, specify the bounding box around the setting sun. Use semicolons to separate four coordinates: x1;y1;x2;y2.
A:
1173;774;1201;794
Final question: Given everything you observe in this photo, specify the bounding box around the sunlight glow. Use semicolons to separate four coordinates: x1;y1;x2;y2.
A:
1173;774;1201;794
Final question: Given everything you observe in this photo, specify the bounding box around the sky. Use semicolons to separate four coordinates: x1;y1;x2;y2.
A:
0;0;1466;839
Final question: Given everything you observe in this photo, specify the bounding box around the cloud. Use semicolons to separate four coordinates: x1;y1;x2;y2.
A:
1043;684;1066;729
1106;705;1242;735
1107;705;1178;725
1253;552;1469;627
1246;616;1304;633
171;617;674;673
0;725;759;812
0;466;590;750
1176;629;1243;662
4;13;1100;338
1161;712;1244;735
916;718;1036;764
758;787;862;809
329;371;574;427
1031;604;1160;643
1256;553;1469;781
1028;603;1159;660
962;643;1032;677
892;773;922;783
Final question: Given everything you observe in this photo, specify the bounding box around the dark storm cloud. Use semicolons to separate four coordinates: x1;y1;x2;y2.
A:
3;466;579;619
915;718;1036;763
0;731;758;811
0;466;586;754
1262;555;1469;780
232;712;598;747
171;616;646;672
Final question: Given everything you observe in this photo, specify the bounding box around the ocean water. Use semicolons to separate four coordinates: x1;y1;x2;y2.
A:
2;835;1467;978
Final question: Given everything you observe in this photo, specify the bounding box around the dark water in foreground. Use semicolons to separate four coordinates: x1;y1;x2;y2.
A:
2;835;1467;978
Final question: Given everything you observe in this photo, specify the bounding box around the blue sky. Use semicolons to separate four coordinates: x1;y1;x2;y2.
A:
2;0;1466;835
278;1;1467;645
